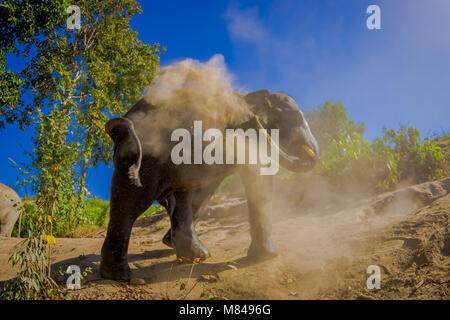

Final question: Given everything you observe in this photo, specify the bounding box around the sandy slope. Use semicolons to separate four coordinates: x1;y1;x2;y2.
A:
0;178;449;300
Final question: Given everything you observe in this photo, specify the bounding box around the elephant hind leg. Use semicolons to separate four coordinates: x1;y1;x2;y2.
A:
162;179;221;249
161;194;176;248
169;191;210;260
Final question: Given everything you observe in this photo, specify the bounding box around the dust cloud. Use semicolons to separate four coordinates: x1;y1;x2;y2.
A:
266;172;432;272
131;54;253;159
219;170;425;273
144;54;251;127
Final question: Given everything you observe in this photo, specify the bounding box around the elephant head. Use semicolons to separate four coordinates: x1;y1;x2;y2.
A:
244;90;319;172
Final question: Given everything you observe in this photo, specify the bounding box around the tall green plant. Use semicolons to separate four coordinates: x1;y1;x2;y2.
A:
0;223;58;300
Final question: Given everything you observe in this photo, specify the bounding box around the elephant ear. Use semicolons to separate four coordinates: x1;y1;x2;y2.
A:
105;117;143;188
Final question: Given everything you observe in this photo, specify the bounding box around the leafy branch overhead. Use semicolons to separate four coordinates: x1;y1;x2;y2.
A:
1;0;164;193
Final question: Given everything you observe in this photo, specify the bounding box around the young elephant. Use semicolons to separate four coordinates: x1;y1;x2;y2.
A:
0;183;22;237
100;90;319;281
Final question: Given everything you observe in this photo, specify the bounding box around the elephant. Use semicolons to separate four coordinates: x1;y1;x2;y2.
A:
100;89;319;281
0;183;22;237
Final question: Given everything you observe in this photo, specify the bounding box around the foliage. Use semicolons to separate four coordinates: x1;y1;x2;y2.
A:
306;100;365;149
433;133;450;150
0;0;69;129
0;226;58;300
141;203;165;217
303;101;448;194
12;198;163;237
14;0;163;196
316;131;399;193
0;51;24;127
1;0;163;299
382;127;448;184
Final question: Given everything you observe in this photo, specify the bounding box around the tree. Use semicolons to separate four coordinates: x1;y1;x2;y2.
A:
306;100;365;150
0;0;69;129
17;0;163;197
0;0;163;298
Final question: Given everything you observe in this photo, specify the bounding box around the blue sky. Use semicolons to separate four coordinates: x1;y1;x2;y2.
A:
1;0;449;199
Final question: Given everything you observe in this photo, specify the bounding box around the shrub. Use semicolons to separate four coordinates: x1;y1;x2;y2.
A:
303;102;448;195
382;127;448;184
316;131;398;193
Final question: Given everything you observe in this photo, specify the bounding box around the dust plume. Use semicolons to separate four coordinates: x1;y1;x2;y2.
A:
144;54;251;128
218;170;440;273
131;54;252;159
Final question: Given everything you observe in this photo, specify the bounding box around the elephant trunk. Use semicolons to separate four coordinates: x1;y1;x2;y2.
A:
255;116;319;173
278;144;318;173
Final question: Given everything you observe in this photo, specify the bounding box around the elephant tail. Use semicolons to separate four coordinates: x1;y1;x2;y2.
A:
105;117;143;187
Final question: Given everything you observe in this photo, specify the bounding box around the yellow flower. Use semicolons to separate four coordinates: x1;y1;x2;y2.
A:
47;215;53;223
44;234;56;245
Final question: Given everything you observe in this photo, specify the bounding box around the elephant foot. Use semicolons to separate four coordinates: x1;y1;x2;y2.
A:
99;261;132;281
100;246;132;281
172;228;210;261
247;240;278;262
162;229;173;248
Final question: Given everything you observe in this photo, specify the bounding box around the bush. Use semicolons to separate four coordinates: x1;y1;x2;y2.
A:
382;127;448;184
315;131;398;193
303;102;449;195
12;198;164;238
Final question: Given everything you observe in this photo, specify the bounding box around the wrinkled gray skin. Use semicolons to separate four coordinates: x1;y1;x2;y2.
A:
0;183;22;237
100;89;319;281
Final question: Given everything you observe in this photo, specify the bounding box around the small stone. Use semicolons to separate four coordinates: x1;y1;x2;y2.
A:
130;277;146;285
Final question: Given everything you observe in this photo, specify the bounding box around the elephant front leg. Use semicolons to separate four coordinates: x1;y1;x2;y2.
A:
100;213;134;281
100;171;153;281
240;166;278;261
170;191;210;261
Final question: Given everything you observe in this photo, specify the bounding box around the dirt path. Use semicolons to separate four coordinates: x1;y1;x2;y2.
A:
1;178;449;299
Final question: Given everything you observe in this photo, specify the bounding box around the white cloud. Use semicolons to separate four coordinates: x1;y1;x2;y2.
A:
223;3;267;44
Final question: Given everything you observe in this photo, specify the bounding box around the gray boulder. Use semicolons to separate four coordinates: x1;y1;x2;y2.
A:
0;183;22;237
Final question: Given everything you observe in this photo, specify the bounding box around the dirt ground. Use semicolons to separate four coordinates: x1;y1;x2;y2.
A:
1;177;449;300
